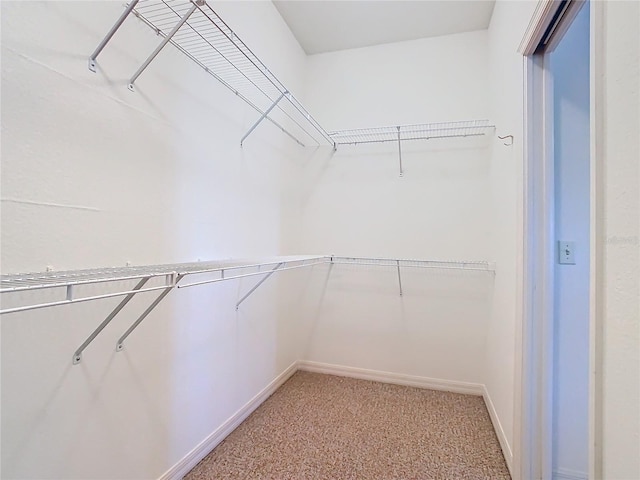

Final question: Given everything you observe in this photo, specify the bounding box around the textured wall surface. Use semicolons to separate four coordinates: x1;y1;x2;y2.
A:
598;1;640;477
296;31;495;401
1;2;315;478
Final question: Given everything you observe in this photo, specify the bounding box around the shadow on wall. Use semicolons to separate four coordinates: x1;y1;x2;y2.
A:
297;265;494;383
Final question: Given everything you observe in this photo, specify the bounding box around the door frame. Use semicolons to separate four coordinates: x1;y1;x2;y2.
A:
517;0;601;478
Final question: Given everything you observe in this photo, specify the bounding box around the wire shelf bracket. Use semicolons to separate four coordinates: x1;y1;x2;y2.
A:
88;0;335;149
235;262;283;310
72;277;149;364
240;93;286;147
116;273;183;352
127;1;202;92
88;0;141;72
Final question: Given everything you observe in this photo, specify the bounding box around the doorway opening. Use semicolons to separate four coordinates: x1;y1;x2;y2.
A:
519;1;594;479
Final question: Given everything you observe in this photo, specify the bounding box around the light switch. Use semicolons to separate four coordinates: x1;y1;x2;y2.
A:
558;241;576;264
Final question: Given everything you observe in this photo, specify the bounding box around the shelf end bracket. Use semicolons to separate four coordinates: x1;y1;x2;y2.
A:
116;274;183;352
72;277;150;365
128;2;198;88
397;126;404;177
236;262;283;310
89;0;140;72
240;92;286;146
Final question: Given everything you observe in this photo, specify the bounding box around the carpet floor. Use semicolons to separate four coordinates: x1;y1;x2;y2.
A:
185;371;511;479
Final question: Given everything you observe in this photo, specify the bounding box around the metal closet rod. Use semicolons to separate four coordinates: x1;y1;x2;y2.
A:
89;0;335;149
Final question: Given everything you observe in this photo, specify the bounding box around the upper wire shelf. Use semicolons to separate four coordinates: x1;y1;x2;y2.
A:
330;256;493;272
328;120;495;176
89;0;334;148
329;120;495;145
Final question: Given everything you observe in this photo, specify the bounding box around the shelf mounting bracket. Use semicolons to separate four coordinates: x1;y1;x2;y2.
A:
397;126;404;177
116;274;183;351
128;1;202;91
396;260;403;296
89;0;140;72
72;277;150;365
240;92;287;146
235;263;283;310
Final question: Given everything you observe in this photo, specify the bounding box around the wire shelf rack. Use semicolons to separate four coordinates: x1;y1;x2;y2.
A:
89;0;334;148
328;120;495;176
329;120;495;145
0;257;325;297
330;256;493;272
1;255;492;364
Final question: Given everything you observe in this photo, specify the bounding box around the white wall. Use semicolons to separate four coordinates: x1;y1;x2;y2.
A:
304;30;489;129
0;1;314;478
298;263;494;384
292;32;495;387
485;0;538;471
596;1;640;477
550;5;590;478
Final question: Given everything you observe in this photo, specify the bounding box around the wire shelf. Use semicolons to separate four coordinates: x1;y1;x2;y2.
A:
331;256;493;272
0;256;325;294
1;255;493;364
329;120;495;145
125;0;334;147
92;3;494;151
0;255;492;307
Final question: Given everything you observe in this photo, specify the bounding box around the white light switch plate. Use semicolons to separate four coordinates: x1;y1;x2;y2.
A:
558;241;576;264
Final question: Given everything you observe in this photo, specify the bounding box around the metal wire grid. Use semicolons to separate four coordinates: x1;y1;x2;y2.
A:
177;256;330;289
0;255;492;293
329;120;495;145
0;255;492;317
0;256;326;293
331;256;493;272
0;257;330;316
130;0;334;147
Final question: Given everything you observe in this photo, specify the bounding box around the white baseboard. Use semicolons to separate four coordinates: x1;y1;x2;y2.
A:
157;361;298;480
297;360;484;396
554;468;588;480
482;386;513;476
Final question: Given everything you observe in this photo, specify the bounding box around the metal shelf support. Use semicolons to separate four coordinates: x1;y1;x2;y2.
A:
72;277;150;364
235;263;283;310
128;1;202;91
88;0;140;72
397;126;404;177
241;93;289;146
116;274;183;351
396;260;403;297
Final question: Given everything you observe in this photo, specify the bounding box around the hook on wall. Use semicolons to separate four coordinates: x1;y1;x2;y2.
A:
498;135;514;146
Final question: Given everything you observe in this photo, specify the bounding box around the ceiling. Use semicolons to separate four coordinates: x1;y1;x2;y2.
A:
273;1;496;55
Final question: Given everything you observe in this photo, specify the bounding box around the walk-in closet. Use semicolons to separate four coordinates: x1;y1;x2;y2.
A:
2;1;639;479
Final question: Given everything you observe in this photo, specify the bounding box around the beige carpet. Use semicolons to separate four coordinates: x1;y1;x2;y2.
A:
185;371;511;479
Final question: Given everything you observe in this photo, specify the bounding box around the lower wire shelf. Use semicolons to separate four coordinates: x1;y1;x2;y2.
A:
1;255;494;365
